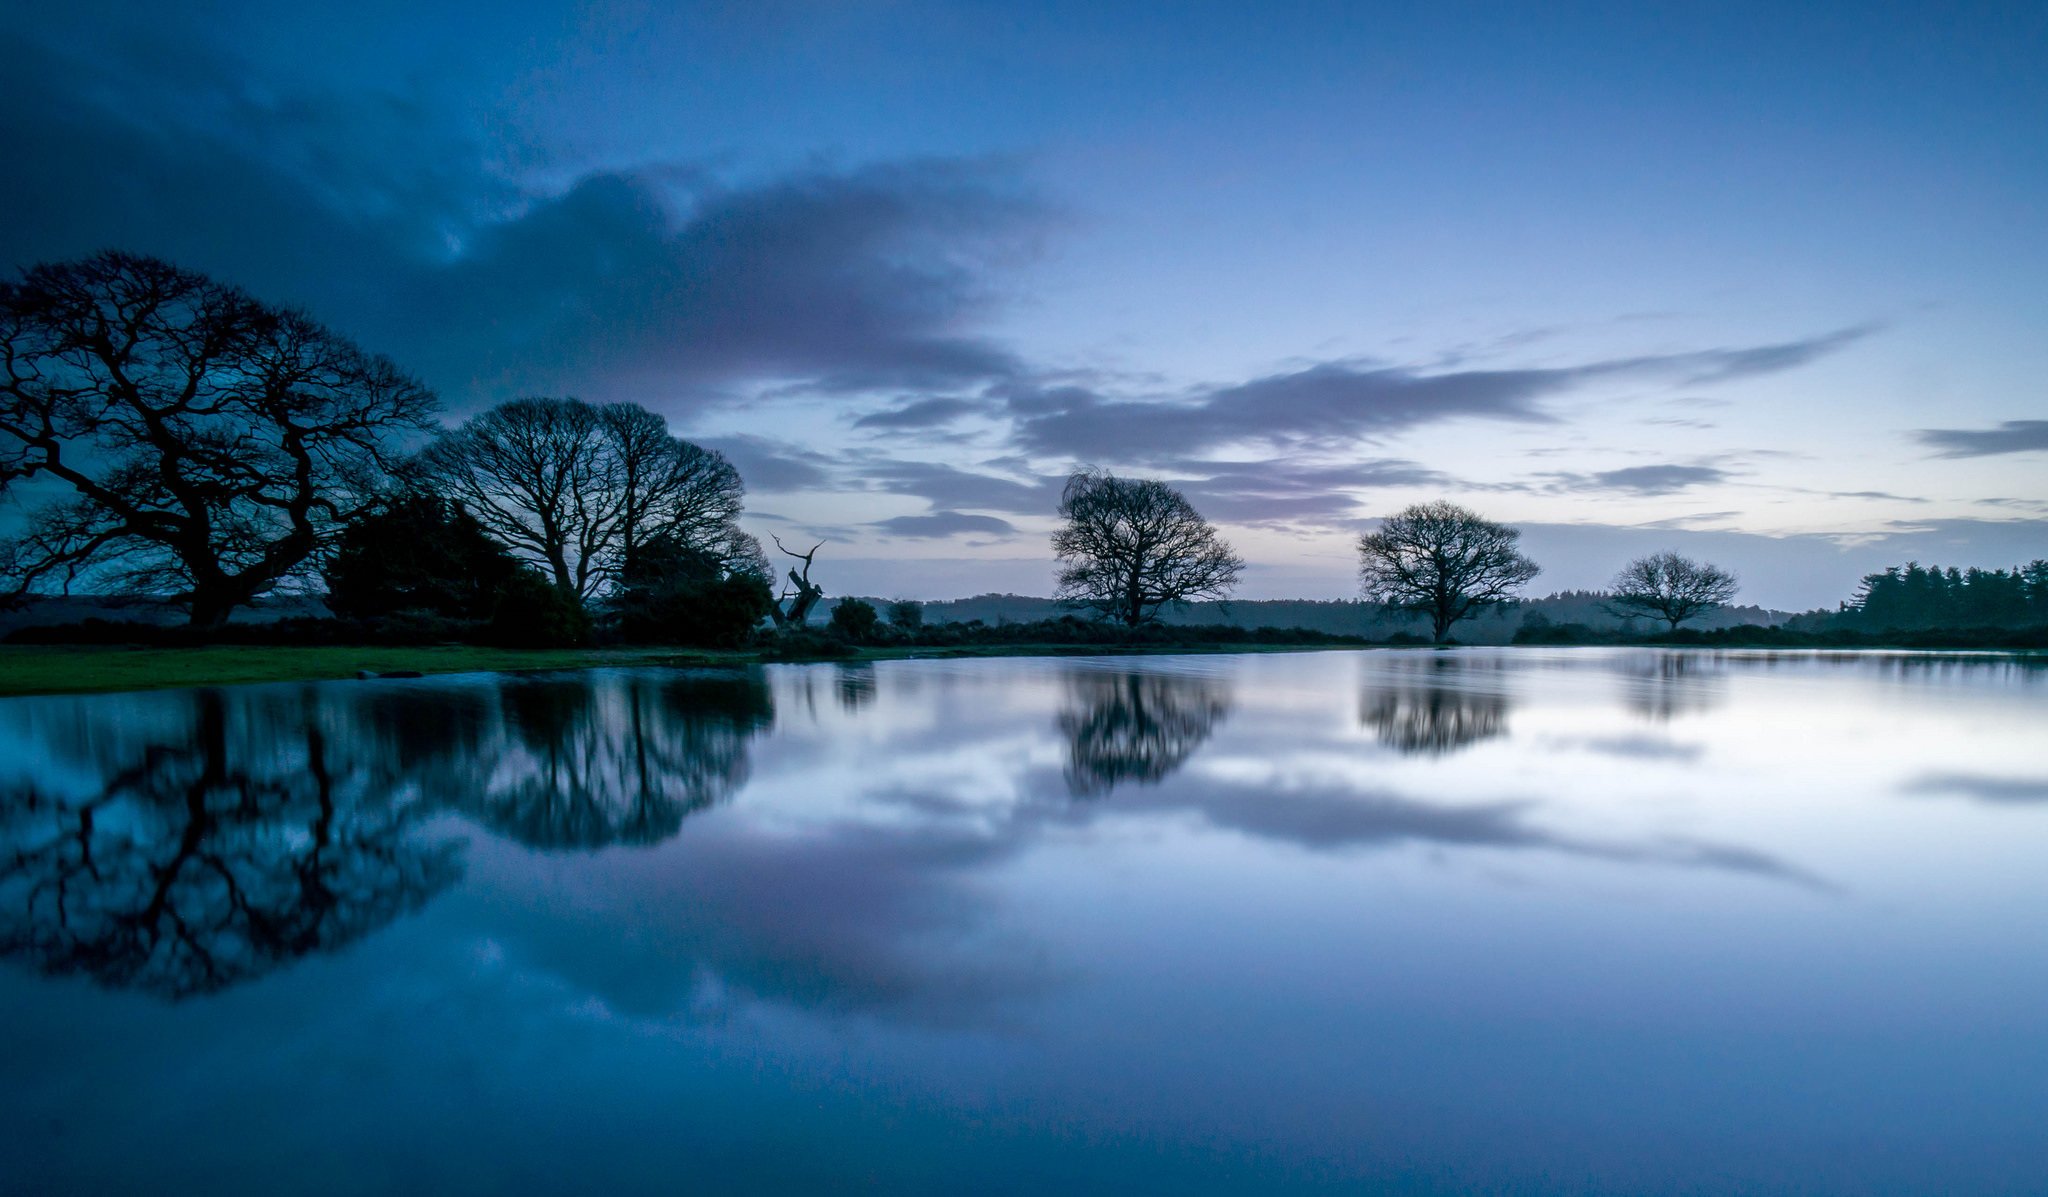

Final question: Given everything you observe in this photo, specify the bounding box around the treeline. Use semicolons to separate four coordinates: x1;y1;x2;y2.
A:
4;253;2044;653
1820;562;2048;632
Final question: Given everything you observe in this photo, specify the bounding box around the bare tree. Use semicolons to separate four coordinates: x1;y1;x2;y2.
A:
1052;469;1244;626
1357;501;1540;642
769;535;826;626
1607;551;1739;631
417;397;755;599
0;253;438;626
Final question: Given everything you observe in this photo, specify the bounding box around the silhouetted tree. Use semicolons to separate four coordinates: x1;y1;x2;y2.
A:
613;530;774;647
769;535;827;626
417;397;759;600
1607;551;1740;631
0;691;462;998
1847;559;2048;631
830;597;882;643
0;253;438;626
1058;669;1233;797
323;493;525;621
1357;501;1540;642
1052;469;1244;626
485;566;592;647
886;599;925;630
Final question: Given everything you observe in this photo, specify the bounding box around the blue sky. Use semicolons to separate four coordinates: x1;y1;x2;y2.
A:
5;0;2045;607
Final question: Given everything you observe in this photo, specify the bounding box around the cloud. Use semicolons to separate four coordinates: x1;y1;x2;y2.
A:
1006;330;1871;462
870;512;1019;539
1173;459;1450;526
698;435;839;492
862;459;1064;514
1578;464;1731;495
1914;420;2048;459
853;398;983;430
0;25;1044;413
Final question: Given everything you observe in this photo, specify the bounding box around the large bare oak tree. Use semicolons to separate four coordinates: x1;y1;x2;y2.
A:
1052;468;1244;626
1357;501;1540;642
0;253;438;626
1607;551;1739;630
418;397;760;600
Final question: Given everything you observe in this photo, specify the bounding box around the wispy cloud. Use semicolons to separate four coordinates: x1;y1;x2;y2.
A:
1914;420;2048;459
1004;329;1873;462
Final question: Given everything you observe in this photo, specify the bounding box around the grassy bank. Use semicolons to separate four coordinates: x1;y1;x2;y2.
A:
0;638;1372;697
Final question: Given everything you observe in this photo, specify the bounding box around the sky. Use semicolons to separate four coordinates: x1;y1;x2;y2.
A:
4;0;2045;609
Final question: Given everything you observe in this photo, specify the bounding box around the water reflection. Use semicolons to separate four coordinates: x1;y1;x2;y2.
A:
1616;651;1725;722
1057;669;1233;797
1358;657;1510;755
0;669;774;997
0;691;461;999
4;650;2046;1196
834;663;878;712
459;673;774;850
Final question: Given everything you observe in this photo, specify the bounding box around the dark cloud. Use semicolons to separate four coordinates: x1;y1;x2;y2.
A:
1914;420;2048;459
1830;490;1929;503
853;398;982;430
862;459;1064;514
870;512;1018;539
1677;325;1878;383
698;435;839;492
1006;330;1871;462
0;25;1042;413
1578;464;1731;495
1172;459;1449;526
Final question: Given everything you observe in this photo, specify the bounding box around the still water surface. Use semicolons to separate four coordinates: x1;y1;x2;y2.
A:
1;649;2044;1194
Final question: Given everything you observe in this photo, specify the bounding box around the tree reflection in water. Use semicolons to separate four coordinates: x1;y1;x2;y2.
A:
0;669;776;998
0;690;462;999
1359;658;1510;755
1058;669;1232;797
1617;652;1724;722
460;672;774;850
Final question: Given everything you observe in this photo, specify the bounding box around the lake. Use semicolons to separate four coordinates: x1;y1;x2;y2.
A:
2;648;2044;1194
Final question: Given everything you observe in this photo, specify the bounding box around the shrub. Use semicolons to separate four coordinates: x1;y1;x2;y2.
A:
829;598;882;643
324;494;523;621
486;570;590;647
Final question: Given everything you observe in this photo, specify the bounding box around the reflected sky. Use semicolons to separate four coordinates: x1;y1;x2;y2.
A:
2;650;2046;1194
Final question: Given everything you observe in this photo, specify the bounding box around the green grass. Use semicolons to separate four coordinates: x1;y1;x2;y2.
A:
0;638;1375;697
0;644;751;697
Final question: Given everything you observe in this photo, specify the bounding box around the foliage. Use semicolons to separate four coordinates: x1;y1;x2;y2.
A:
1842;560;2048;631
1607;551;1740;630
886;599;925;629
323;494;524;621
485;569;591;648
829;597;882;643
1357;501;1541;642
759;628;858;660
612;532;774;648
417;397;759;600
0;252;439;626
1052;468;1244;626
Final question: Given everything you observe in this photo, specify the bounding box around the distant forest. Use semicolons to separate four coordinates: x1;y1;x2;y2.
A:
817;559;2048;644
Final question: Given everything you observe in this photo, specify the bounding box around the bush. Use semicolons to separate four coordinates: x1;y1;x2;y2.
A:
829;598;882;643
324;494;523;621
485;570;590;648
612;533;775;647
760;628;857;660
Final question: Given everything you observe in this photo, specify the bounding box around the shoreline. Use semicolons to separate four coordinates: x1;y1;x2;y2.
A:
2;639;2041;698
